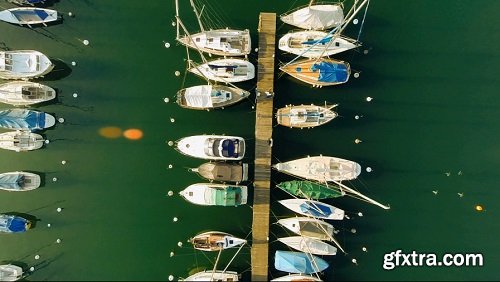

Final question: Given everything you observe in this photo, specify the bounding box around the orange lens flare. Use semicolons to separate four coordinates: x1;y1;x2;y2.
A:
123;129;143;140
99;127;123;139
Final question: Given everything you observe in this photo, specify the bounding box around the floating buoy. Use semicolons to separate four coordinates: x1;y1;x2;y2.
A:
355;115;360;120
362;247;367;252
52;177;57;182
56;239;61;244
363;49;369;55
255;48;259;52
354;72;360;78
29;267;35;272
366;167;372;172
177;241;183;247
57;207;62;212
171;21;176;27
351;228;357;234
61;160;67;165
164;97;170;103
167;141;174;146
45;139;50;144
71;61;77;66
353;19;359;25
164;42;171;48
173;217;178;222
168;275;174;281
170;118;175;123
170;252;174;257
366;96;373;102
358;212;363;217
168;164;173;169
58;117;65;123
83;39;90;46
35;255;40;260
68;12;73;17
352;258;358;264
168;191;174;196
355;138;362;144
175;71;180;76
73;93;78;98
475;205;483;212
47;223;51;227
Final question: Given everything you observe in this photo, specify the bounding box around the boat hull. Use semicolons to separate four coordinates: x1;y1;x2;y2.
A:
0;264;23;281
0;131;44;152
190;231;246;251
188;58;255;83
176;85;250;110
179;183;247;206
175;135;245;161
0;171;41;191
279;30;359;58
185;270;239;281
0;109;56;131
177;29;251;56
278;199;345;220
0;81;56;106
278;236;337;256
274;250;329;274
273;155;361;182
276;104;337;128
278;217;334;241
0;50;54;80
0;8;58;25
280;58;350;87
194;162;248;183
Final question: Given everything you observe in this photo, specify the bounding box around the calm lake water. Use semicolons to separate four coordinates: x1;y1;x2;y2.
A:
0;0;498;281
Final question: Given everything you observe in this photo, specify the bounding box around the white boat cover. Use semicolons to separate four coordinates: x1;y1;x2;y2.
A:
184;85;213;108
282;4;344;30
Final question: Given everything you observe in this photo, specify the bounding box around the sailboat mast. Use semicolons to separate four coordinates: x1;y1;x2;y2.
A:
334;180;390;210
175;0;180;39
175;16;208;64
190;0;205;32
337;0;369;35
308;0;314;7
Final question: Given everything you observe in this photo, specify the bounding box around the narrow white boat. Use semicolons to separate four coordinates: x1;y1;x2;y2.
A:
278;236;337;256
278;217;335;241
0;131;44;152
184;270;239;281
273;155;361;182
0;7;58;27
279;30;359;58
0;264;23;281
0;81;56;106
276;103;338;128
179;183;247;206
280;3;344;30
175;0;251;56
188;58;255;83
190;231;246;251
176;85;250;110
0;50;53;80
0;171;40;191
175;135;245;161
271;274;322;282
278;199;344;220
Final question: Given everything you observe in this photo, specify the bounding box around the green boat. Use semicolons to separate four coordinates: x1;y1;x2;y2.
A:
276;180;344;200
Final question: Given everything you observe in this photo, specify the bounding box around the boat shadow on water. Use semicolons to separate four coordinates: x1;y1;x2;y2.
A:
35;59;72;81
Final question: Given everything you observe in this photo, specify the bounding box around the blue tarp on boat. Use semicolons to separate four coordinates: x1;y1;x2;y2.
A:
300;201;332;217
311;61;349;83
274;250;329;274
0;109;45;130
0;214;29;233
0;174;23;190
302;36;332;45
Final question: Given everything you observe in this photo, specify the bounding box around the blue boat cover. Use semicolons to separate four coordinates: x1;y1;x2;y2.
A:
0;214;28;233
302;36;332;45
12;9;49;21
0;174;24;190
221;139;238;158
34;9;49;20
0;109;45;130
274;250;329;274
300;201;332;217
310;61;348;83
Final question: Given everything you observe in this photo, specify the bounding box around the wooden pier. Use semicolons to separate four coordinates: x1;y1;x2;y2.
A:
251;12;276;281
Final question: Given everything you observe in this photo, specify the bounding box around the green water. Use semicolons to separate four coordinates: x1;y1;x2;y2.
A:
0;0;498;281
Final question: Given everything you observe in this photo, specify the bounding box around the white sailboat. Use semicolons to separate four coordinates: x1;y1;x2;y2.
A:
0;81;56;106
0;264;23;281
278;236;337;256
176;84;250;110
280;0;344;30
276;103;338;128
190;231;246;251
278;217;344;253
184;270;239;281
175;0;251;57
273;155;361;182
0;131;44;152
0;50;53;80
278;198;344;220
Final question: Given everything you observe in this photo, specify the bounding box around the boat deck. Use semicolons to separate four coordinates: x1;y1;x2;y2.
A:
251;12;276;281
